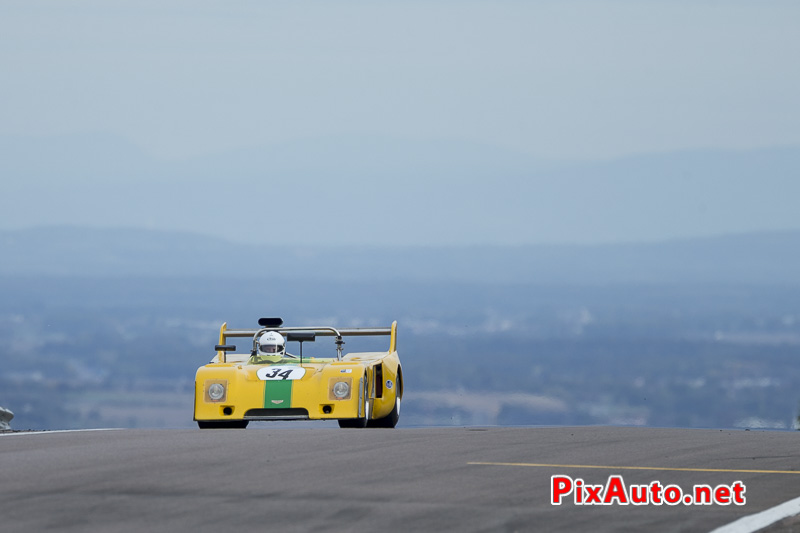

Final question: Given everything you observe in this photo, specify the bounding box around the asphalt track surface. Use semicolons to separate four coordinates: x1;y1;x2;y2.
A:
2;426;800;532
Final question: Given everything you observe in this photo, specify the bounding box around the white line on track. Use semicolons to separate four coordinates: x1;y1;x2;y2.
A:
709;496;800;533
0;428;122;436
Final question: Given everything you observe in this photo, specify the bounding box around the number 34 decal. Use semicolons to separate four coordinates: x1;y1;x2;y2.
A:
257;366;306;381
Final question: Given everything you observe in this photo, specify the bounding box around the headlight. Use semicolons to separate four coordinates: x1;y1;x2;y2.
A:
332;381;350;399
208;383;226;401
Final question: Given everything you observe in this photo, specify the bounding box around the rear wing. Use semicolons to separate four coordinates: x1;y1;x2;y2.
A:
216;321;397;362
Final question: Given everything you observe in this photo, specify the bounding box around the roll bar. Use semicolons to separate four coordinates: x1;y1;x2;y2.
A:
216;322;397;362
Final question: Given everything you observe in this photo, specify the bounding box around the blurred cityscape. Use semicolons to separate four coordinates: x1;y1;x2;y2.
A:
2;265;800;431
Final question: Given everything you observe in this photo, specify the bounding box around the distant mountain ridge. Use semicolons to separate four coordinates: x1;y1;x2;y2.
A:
2;226;800;284
2;133;800;247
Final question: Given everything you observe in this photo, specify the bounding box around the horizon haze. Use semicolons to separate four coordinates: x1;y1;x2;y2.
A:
2;1;800;246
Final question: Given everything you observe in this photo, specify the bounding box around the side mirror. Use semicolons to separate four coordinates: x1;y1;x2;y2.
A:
286;332;315;342
215;344;236;352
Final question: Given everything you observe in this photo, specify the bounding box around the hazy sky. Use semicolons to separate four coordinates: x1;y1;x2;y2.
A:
2;1;800;245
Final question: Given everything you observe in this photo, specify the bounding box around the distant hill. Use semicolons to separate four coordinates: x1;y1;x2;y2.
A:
2;133;800;247
2;226;800;284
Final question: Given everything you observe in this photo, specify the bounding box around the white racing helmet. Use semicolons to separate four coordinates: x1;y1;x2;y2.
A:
258;331;285;356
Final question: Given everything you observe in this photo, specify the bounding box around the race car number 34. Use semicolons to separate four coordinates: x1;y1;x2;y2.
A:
256;366;307;381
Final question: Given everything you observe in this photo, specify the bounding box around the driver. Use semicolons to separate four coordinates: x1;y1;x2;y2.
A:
258;331;286;359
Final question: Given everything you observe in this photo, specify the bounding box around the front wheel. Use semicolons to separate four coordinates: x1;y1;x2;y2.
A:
338;394;370;429
337;417;367;429
367;394;400;428
197;420;249;429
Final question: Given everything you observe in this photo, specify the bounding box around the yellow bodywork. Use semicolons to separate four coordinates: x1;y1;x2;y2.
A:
194;321;402;424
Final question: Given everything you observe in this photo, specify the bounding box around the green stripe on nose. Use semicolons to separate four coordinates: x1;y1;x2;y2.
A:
264;380;292;408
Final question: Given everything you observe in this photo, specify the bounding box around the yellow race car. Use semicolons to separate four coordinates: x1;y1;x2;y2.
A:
194;318;403;429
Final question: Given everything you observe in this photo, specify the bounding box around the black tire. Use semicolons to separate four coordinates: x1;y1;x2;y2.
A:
197;420;249;429
337;417;367;429
338;389;370;429
367;393;400;428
